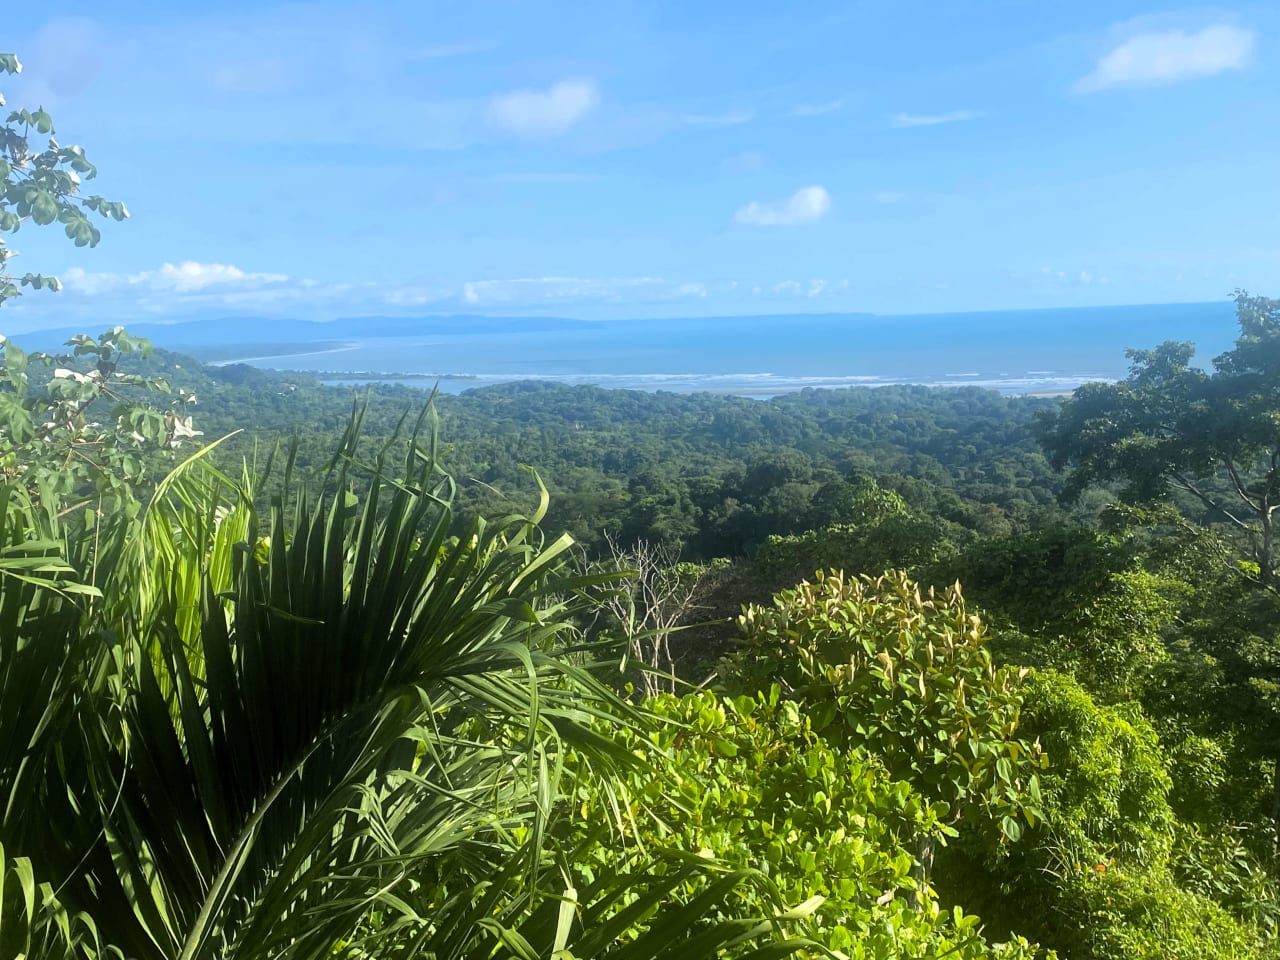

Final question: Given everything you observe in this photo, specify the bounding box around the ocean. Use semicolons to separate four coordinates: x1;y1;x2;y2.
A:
222;300;1238;397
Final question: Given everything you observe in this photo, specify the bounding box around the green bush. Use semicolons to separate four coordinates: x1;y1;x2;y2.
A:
1019;670;1174;871
559;687;1047;958
938;670;1275;959
727;570;1045;844
1049;866;1272;960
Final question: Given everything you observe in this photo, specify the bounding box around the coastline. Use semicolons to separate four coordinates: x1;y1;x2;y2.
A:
202;342;362;366
297;370;1104;398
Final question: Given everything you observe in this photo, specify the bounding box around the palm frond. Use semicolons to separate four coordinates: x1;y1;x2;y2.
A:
1;841;128;960
4;408;640;959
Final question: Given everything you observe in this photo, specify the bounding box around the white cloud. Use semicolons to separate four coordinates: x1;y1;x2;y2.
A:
734;186;831;227
36;261;388;323
63;261;290;295
681;108;755;127
486;79;600;139
49;262;724;318
890;109;981;128
461;276;721;305
42;261;461;322
1076;24;1255;93
793;98;846;117
768;278;847;298
151;261;289;292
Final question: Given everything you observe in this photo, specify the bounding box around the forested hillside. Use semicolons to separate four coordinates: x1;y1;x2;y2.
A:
137;356;1068;556
5;49;1280;960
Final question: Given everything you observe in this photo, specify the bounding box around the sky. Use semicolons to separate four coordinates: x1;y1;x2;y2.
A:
3;1;1279;328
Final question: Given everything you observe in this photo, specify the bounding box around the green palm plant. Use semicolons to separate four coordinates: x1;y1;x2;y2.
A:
0;408;821;960
0;471;126;960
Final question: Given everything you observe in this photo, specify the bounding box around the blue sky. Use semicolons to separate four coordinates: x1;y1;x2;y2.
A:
4;1;1279;327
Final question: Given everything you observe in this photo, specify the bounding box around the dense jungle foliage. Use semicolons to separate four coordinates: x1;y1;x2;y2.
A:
4;49;1280;960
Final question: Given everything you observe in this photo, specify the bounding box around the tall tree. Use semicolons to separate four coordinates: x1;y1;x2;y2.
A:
1038;293;1280;586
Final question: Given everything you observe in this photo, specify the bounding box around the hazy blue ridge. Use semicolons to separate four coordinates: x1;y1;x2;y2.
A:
9;301;1238;397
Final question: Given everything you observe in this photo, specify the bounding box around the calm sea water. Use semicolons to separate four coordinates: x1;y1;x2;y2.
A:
238;301;1240;396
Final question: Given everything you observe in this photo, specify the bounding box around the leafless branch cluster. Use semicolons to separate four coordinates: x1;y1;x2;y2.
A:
590;535;708;697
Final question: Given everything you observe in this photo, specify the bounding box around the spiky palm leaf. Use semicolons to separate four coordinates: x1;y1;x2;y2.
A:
0;477;108;841
25;425;616;957
0;477;127;960
1;411;821;960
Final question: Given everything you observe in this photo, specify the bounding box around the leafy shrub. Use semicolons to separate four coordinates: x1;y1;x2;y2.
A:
938;670;1275;959
1172;823;1280;937
1018;670;1174;871
727;570;1045;843
560;688;1048;958
1045;866;1272;960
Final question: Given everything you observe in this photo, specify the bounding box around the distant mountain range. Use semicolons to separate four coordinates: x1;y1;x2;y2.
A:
13;311;896;351
13;314;603;351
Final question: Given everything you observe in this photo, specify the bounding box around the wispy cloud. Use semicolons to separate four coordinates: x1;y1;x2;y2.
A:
1075;24;1255;93
734;185;831;227
63;261;290;295
462;276;710;305
47;263;722;319
890;109;982;128
792;98;847;117
680;108;755;127
41;261;450;322
486;79;600;139
23;261;381;325
18;260;858;326
767;279;848;298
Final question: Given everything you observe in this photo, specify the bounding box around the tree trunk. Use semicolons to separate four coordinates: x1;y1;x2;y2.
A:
1262;507;1275;586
